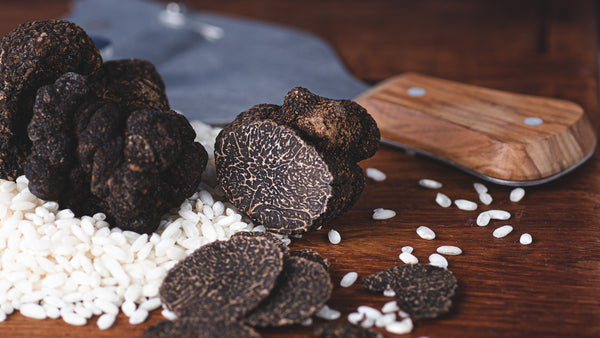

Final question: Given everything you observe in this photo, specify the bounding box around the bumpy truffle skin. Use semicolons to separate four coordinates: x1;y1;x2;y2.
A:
0;19;102;179
87;58;169;113
25;72;90;201
215;87;379;234
76;107;207;233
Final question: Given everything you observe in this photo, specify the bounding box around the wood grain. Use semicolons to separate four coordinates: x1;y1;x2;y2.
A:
0;0;599;338
356;73;597;184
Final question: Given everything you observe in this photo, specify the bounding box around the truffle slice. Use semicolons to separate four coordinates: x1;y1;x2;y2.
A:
289;248;330;271
215;87;379;234
0;19;101;179
314;322;384;338
159;235;284;321
363;263;458;319
245;256;332;327
142;319;261;338
230;231;289;255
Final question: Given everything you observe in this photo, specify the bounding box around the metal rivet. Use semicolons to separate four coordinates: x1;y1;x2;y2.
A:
524;117;543;126
407;87;426;97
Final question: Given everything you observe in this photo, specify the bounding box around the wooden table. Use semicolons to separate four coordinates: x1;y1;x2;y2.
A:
1;0;599;337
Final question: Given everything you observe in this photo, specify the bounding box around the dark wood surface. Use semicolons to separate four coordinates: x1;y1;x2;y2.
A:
1;0;599;337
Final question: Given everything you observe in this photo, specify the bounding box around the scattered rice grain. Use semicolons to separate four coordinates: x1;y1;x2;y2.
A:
401;246;413;254
454;199;477;211
372;208;396;220
510;188;526;202
347;312;364;325
435;193;451;208
381;300;399;313
419;179;442;189
436;245;462;256
366;168;387;182
473;183;488;194
399;252;419;264
340;272;358;288
493;225;513;238
385;318;414;334
328;229;341;245
479;193;493;205
416;226;435;240
428;253;448;269
520;233;533;245
97;313;116;330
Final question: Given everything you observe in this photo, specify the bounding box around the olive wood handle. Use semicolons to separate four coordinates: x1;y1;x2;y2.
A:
355;73;597;184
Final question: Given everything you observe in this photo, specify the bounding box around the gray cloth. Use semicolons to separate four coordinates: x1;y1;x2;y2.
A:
65;0;367;125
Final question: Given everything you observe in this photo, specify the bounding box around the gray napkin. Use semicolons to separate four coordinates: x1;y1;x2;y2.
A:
65;0;368;125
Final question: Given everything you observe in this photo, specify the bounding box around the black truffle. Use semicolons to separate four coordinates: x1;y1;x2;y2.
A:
159;235;285;321
244;256;332;327
362;263;458;319
215;87;379;234
0;19;102;179
289;248;330;271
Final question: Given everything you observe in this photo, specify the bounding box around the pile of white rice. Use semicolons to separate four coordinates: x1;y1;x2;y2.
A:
0;121;281;328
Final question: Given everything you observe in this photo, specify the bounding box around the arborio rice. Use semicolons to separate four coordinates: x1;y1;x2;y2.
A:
0;121;277;328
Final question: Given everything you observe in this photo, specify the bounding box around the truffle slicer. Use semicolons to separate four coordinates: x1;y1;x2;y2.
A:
355;73;597;186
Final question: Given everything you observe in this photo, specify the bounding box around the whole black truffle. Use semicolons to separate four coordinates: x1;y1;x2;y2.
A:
215;87;379;234
0;19;102;179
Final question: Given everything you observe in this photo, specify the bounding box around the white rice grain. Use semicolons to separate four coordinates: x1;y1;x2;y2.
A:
455;199;477;211
473;182;488;194
383;289;396;297
20;303;46;320
381;300;399;313
419;179;442;189
340;272;358;288
401;246;413;254
372;208;396;220
357;305;382;320
366;168;387;182
416;226;435;240
347;312;364;325
437;245;463;256
315;304;341;320
479;192;493;205
493;225;514;238
520;233;533;245
386;318;414;334
429;253;449;269
375;313;397;328
97;313;116;330
486;209;511;220
128;308;149;325
328;229;341;245
399;252;419;264
161;308;178;321
510;188;526;202
476;211;491;226
435;193;451;208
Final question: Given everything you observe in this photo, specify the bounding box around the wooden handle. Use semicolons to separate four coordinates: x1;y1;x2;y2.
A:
355;73;597;183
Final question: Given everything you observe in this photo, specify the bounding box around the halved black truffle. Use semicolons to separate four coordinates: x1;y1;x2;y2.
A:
215;87;379;234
